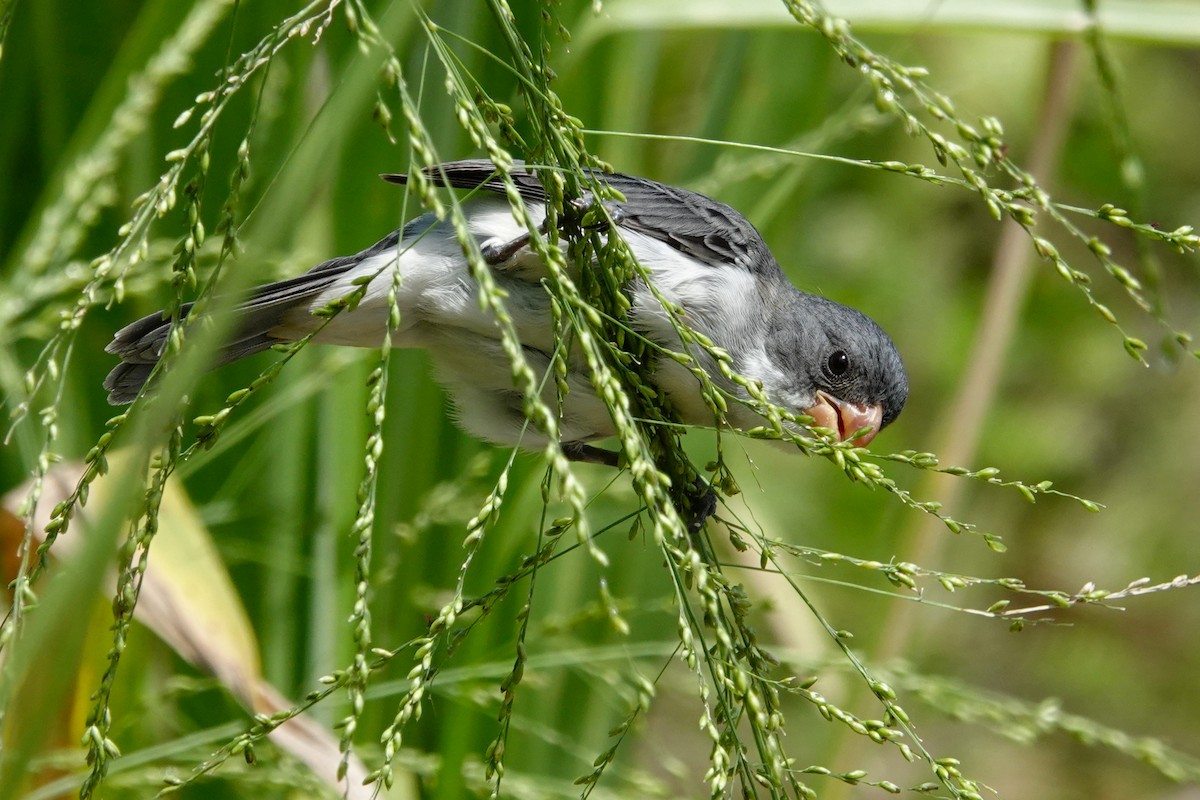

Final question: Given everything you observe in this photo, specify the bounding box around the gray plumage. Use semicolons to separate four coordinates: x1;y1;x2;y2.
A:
105;159;907;447
104;230;407;403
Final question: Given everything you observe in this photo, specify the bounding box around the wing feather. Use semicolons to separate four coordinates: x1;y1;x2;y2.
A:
381;160;780;275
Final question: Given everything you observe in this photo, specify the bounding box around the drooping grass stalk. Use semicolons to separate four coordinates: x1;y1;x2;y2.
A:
5;1;1198;797
0;0;241;678
1;0;236;298
2;1;346;649
333;210;399;788
870;40;1084;665
80;423;182;797
781;0;1197;362
1080;0;1169;322
579;1;1200;362
719;519;1198;626
886;663;1200;784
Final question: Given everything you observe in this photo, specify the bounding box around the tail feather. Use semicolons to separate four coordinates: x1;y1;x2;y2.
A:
102;302;295;405
102;232;401;405
104;362;158;405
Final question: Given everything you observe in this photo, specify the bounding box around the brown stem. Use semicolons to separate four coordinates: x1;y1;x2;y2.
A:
722;38;1084;796
876;40;1082;660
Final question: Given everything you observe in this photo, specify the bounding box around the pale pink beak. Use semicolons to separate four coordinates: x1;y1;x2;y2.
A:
803;391;884;447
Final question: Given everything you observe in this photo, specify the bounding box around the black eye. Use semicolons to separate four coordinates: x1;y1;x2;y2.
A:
827;350;850;377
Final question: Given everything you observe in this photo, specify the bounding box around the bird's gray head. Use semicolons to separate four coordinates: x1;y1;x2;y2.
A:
762;292;907;445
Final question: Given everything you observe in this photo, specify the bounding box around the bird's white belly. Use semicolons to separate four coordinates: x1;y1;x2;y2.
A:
294;197;767;444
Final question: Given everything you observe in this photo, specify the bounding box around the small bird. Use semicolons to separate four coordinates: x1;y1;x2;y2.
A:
105;160;907;461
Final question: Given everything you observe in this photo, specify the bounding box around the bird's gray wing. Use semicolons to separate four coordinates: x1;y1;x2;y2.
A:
380;159;548;202
381;160;779;275
600;172;777;275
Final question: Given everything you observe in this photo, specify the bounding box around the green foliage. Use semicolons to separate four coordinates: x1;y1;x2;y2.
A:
1;1;1199;799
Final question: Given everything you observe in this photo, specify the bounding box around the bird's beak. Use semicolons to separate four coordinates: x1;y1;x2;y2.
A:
804;391;884;447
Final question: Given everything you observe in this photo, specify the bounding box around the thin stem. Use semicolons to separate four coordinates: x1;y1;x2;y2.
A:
878;39;1082;659
824;40;1084;800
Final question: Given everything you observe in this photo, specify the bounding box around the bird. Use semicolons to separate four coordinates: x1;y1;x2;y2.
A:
104;159;907;462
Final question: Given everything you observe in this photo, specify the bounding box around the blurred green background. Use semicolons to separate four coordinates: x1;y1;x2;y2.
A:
1;0;1199;798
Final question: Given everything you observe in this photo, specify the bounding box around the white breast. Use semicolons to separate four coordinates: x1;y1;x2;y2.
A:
293;196;773;443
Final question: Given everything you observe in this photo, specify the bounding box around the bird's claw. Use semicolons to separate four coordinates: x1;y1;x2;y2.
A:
561;443;718;535
686;478;719;533
567;192;626;230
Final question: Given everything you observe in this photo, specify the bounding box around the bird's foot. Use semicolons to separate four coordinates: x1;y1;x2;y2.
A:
563;442;621;468
567;192;626;230
685;478;719;533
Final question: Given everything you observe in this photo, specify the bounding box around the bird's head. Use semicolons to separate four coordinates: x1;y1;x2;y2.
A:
761;292;907;447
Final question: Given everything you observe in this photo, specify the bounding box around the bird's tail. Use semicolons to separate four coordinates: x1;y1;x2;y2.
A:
102;254;371;405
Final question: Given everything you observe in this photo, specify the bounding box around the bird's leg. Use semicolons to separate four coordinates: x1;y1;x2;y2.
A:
480;222;545;266
562;442;621;468
563;443;719;531
482;194;627;267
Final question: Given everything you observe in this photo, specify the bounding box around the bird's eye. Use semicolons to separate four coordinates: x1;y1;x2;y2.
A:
827;350;850;377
